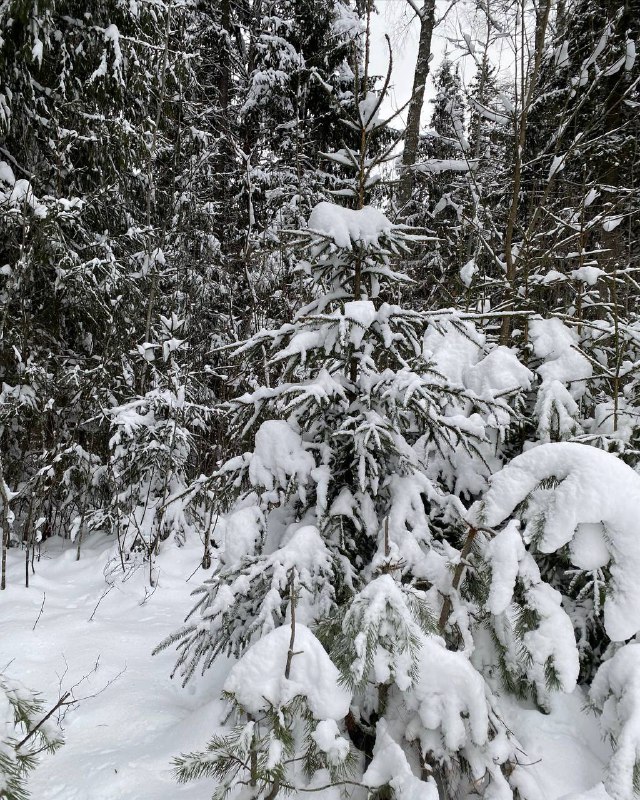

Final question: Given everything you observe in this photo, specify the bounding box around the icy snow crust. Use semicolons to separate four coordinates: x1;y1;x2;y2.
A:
473;441;640;641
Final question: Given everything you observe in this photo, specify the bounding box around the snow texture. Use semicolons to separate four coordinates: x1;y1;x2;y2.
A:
344;574;426;691
224;623;351;720
485;521;527;616
484;519;579;700
473;442;640;640
308;201;395;249
459;258;477;286
529;318;591;442
571;266;605;285
464;347;533;396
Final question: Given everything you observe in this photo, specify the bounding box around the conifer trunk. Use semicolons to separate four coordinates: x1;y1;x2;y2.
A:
500;0;551;344
397;0;436;214
0;453;11;591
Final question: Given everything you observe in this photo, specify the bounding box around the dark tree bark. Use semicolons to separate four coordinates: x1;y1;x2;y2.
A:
397;0;436;214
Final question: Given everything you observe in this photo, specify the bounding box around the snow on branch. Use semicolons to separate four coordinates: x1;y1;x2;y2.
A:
470;442;640;641
307;202;398;250
413;159;478;175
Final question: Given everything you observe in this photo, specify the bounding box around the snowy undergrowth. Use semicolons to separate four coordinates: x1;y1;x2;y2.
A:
0;534;612;800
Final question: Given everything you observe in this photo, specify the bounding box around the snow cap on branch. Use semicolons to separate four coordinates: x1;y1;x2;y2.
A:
224;623;351;720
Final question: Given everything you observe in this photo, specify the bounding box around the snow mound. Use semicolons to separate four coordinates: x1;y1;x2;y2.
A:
224;623;351;720
529;318;591;398
312;719;350;765
248;420;315;493
464;346;533;396
408;635;490;752
364;720;438;800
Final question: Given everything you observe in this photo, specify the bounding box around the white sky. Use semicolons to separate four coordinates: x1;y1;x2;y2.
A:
369;0;445;125
369;0;517;127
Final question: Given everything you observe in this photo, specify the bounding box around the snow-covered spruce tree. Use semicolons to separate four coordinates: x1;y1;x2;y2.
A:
88;312;211;583
156;25;576;800
469;441;640;799
407;54;472;307
465;313;630;688
0;674;63;800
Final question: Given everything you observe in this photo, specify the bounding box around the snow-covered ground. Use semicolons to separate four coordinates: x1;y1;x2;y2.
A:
1;535;612;799
0;536;226;799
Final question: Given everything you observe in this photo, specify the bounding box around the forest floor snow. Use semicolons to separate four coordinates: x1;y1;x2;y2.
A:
0;535;612;800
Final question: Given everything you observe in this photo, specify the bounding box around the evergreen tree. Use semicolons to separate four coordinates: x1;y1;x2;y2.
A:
0;0;200;568
462;57;514;311
472;441;640;754
407;56;472;308
156;29;577;800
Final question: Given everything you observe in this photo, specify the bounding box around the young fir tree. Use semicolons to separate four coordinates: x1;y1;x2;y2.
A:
156;18;581;800
406;56;473;309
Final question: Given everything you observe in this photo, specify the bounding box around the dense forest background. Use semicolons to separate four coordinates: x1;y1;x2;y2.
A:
1;0;639;798
2;0;638;564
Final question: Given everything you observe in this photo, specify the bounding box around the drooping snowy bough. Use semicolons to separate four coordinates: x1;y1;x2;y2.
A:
471;441;640;642
471;441;640;800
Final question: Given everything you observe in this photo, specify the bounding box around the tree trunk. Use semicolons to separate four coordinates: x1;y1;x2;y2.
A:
0;452;12;591
499;0;550;344
397;0;436;214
